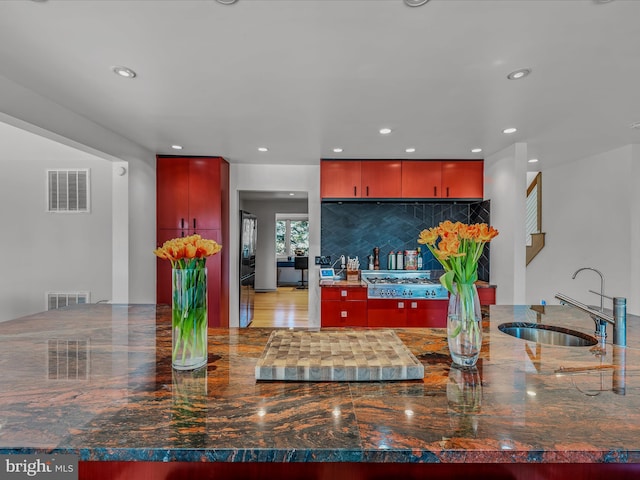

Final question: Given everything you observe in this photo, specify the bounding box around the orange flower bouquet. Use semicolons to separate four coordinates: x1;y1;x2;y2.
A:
418;221;498;367
155;234;222;370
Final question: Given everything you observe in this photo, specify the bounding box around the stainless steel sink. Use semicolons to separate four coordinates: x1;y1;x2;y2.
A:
498;322;598;347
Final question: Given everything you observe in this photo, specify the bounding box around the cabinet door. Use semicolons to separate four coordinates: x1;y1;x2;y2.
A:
321;301;368;327
361;161;402;198
320;161;361;198
157;157;190;229
189;157;222;230
441;161;484;199
197;229;223;327
321;287;368;301
156;229;183;305
477;286;496;306
401;161;442;198
405;300;448;328
367;299;407;327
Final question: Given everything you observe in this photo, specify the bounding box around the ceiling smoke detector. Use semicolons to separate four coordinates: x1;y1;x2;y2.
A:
404;0;431;6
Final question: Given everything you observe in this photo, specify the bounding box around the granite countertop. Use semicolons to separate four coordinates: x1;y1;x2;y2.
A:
1;304;639;464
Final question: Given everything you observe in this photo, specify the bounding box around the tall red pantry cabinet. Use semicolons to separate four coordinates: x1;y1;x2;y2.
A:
156;156;230;327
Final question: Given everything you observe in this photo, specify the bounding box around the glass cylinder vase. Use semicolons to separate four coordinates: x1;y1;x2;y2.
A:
172;267;208;370
447;282;482;368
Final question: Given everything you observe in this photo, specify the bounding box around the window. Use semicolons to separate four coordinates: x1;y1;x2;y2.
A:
526;172;542;245
47;169;90;212
276;215;309;257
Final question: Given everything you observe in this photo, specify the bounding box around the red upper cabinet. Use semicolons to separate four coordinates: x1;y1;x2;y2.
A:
157;157;190;230
322;159;483;200
401;160;442;198
157;157;223;231
441;160;484;199
188;158;222;230
361;160;402;198
320;160;361;198
321;160;401;199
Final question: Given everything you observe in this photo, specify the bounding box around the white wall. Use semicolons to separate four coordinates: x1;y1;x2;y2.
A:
0;73;157;307
0;121;113;321
526;145;638;314
484;143;528;305
230;164;321;328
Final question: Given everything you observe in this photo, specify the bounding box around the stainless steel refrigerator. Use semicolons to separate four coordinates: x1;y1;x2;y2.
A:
239;211;257;327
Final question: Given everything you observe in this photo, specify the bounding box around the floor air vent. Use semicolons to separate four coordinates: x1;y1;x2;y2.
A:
47;292;90;310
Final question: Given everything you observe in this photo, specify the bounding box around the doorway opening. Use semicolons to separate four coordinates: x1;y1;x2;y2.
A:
238;190;309;328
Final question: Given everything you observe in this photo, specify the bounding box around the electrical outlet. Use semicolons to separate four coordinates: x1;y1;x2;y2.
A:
315;256;331;266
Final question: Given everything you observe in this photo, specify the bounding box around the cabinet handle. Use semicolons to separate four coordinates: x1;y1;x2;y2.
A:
434;186;437;196
193;218;196;229
181;218;185;229
398;302;405;309
353;186;357;197
341;311;348;318
446;187;450;197
341;290;348;297
366;186;369;197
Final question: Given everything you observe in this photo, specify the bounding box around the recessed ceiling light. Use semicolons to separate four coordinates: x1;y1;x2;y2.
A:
171;145;183;150
503;127;518;134
405;147;416;153
112;66;137;79
333;147;343;153
379;128;392;135
257;147;268;152
289;193;295;196
528;158;539;163
404;0;430;6
507;68;532;80
471;148;483;153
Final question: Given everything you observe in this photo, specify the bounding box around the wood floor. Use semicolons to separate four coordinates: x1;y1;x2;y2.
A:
251;287;309;328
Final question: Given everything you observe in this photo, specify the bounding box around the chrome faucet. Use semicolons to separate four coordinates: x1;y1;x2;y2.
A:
555;293;627;347
572;267;605;312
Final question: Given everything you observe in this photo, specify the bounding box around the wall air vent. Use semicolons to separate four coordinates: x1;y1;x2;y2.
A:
47;292;90;311
47;169;90;212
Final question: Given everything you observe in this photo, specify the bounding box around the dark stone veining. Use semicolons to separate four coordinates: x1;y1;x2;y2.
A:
1;304;639;464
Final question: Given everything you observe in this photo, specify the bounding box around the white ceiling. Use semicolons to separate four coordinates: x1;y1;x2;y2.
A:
1;0;639;172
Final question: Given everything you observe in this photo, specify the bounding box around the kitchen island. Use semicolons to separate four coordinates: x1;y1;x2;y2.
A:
1;304;639;479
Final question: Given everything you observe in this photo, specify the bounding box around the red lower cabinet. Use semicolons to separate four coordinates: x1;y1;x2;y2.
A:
405;299;448;328
320;288;451;328
367;299;408;327
477;285;496;306
321;287;368;327
368;299;448;328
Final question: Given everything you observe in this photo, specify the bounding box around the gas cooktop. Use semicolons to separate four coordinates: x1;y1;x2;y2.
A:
361;271;448;299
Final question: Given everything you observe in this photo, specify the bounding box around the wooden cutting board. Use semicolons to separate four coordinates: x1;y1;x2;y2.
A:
255;329;424;381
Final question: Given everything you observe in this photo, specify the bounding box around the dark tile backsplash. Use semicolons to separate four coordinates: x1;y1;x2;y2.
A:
321;200;491;281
